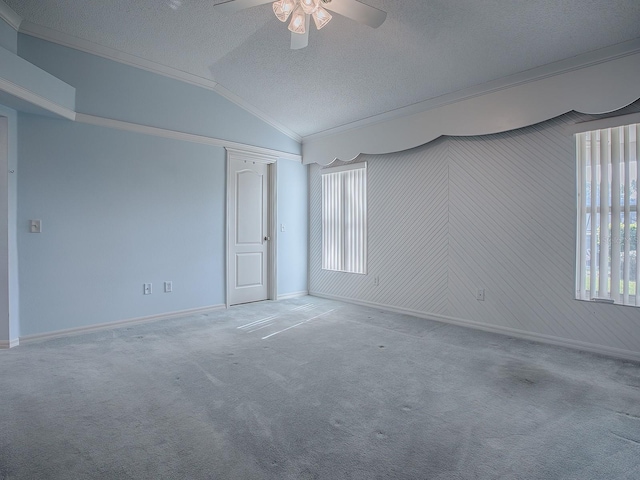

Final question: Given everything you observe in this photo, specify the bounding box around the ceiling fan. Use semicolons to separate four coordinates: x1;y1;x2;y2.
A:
215;0;387;49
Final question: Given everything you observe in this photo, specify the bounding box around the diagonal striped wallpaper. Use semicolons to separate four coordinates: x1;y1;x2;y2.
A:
311;139;450;316
309;102;640;358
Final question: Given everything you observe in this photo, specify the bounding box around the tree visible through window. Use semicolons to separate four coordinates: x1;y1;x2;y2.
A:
576;122;639;305
321;162;367;274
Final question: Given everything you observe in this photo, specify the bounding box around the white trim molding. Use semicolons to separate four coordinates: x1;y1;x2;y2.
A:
566;111;640;136
226;148;278;307
321;161;367;174
76;114;301;162
310;292;640;363
0;1;21;31
0;338;19;349
214;83;301;143
19;21;218;91
19;304;226;345
0;76;76;120
277;291;309;300
18;21;301;143
268;160;278;302
224;147;279;164
303;39;640;165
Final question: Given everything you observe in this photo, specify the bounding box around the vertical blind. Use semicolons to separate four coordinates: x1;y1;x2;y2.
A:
576;123;639;306
321;162;367;274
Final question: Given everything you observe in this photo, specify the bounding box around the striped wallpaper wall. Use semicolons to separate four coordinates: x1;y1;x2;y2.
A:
309;103;640;359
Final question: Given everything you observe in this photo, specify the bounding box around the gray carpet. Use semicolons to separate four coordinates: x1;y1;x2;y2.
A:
1;296;639;479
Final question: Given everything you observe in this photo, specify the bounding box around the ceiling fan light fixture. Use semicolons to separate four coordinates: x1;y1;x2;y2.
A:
300;0;319;15
312;6;332;30
288;5;306;34
273;0;295;22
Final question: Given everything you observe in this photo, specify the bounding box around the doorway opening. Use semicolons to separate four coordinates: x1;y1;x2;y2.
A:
226;148;277;306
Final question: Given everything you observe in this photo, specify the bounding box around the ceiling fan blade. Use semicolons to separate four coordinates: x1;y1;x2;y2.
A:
215;0;273;14
324;0;387;28
290;15;310;49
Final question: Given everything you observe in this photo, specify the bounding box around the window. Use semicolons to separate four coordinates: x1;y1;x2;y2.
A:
321;162;367;274
576;122;639;306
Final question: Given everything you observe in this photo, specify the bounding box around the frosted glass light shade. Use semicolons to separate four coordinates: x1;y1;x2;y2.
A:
300;0;318;15
273;0;295;22
288;6;306;34
312;6;332;29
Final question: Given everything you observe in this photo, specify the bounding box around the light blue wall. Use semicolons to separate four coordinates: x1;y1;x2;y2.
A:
7;32;307;338
0;103;19;341
0;17;16;54
277;159;308;296
0;45;75;113
17;34;300;155
18;114;226;336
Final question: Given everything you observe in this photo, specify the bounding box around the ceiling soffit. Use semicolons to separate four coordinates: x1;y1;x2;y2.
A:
2;0;640;143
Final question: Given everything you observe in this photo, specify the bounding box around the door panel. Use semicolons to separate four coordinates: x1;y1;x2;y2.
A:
228;158;269;305
236;171;264;244
236;252;263;287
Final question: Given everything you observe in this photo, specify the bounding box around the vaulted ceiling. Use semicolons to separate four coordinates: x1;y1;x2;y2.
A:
5;0;640;139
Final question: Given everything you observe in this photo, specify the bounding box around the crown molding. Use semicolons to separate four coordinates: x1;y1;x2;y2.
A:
18;20;302;143
303;38;640;143
0;1;21;31
75;113;301;162
213;83;302;142
19;21;219;90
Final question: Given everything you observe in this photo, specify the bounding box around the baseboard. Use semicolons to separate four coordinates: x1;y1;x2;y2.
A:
277;291;309;300
19;304;226;345
0;338;20;349
310;292;640;363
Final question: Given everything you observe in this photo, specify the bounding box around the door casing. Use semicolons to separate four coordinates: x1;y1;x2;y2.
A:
226;148;277;307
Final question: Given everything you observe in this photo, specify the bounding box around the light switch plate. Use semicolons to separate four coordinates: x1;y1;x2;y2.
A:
30;220;42;233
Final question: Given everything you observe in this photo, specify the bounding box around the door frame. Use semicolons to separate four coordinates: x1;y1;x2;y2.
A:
225;148;278;308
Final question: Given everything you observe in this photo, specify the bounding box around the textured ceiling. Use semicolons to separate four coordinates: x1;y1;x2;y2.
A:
5;0;640;138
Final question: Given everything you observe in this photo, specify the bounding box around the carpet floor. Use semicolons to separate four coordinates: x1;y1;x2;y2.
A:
1;296;639;479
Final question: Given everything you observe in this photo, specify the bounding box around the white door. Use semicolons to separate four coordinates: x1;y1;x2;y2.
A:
228;156;269;305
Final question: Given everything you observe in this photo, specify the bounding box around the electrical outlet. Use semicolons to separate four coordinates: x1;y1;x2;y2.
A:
144;283;152;295
476;288;485;301
374;276;380;286
164;281;172;293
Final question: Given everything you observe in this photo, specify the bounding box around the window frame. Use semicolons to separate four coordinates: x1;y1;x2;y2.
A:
574;113;640;306
321;162;367;275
